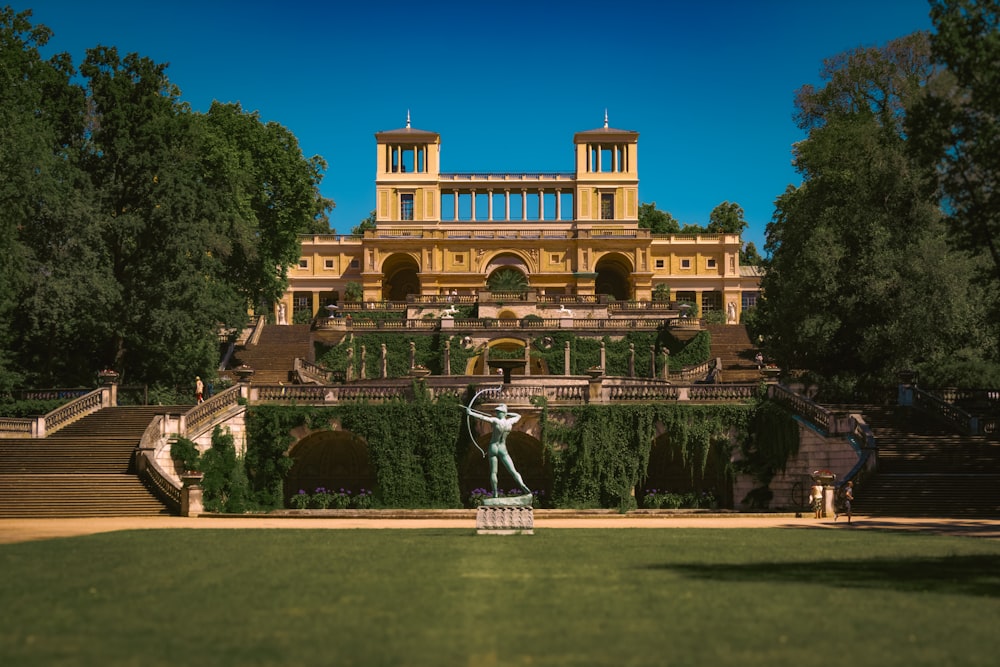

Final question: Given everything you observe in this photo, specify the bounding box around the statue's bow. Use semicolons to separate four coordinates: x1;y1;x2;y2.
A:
465;385;502;457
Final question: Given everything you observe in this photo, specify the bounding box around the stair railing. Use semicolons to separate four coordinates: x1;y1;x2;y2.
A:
34;387;110;438
134;415;181;513
912;387;979;435
840;414;878;487
768;384;850;435
182;385;244;439
246;315;266;346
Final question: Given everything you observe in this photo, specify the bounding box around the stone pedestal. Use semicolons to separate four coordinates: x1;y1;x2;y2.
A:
180;474;204;517
476;506;534;535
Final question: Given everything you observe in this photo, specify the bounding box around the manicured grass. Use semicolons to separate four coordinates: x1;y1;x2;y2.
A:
1;528;998;666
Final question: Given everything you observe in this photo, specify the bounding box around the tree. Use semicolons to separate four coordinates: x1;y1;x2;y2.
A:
707;201;748;235
201;101;333;310
637;202;680;234
0;12;334;390
740;241;763;266
352;210;376;235
759;33;993;389
0;7;50;390
0;7;107;387
908;0;1000;353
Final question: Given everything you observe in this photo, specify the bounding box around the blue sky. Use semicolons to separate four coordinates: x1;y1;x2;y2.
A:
24;0;934;252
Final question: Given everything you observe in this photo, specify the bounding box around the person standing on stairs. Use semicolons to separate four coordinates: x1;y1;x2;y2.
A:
195;376;204;404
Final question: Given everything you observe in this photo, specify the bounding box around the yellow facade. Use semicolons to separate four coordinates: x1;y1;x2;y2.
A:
280;118;760;321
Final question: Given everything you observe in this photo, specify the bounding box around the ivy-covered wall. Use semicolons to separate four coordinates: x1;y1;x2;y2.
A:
543;403;753;511
314;328;711;379
234;390;766;512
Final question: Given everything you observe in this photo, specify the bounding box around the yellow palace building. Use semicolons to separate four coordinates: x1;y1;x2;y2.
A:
279;114;760;321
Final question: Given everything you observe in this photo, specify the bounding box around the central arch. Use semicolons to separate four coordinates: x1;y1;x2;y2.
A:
594;252;633;301
381;253;421;301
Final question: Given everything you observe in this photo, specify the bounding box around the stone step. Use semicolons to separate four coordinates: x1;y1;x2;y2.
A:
0;474;171;517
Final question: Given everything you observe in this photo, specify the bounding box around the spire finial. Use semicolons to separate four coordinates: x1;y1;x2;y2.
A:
406;110;411;129
604;109;609;128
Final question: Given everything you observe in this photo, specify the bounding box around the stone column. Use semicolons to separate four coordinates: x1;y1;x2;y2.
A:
409;341;416;369
564;341;571;376
443;339;451;376
628;343;635;377
360;345;367;380
524;338;531;377
380;343;387;379
600;341;606;371
649;345;656;378
482;345;490;376
346;347;355;382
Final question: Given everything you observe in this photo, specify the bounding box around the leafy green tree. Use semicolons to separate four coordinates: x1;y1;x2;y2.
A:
201;102;333;310
0;8;110;387
352;210;376;235
760;33;992;389
637;202;680;234
707;201;748;235
0;7;49;390
0;10;334;390
908;0;1000;354
740;241;763;266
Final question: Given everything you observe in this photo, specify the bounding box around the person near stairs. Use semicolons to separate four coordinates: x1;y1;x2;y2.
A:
195;376;204;404
835;481;853;523
810;482;824;519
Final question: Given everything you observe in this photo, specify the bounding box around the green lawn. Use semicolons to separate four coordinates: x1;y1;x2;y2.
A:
1;528;998;666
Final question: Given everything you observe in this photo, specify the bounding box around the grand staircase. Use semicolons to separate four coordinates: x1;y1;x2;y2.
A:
230;323;312;384
707;324;761;383
852;406;1000;517
0;407;175;518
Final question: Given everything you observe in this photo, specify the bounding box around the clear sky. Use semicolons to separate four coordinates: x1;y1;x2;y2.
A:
23;0;935;252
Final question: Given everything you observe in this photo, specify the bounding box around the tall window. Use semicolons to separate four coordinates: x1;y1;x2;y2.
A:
400;193;414;220
600;193;614;220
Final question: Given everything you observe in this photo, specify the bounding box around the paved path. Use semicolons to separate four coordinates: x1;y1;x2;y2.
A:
1;513;998;544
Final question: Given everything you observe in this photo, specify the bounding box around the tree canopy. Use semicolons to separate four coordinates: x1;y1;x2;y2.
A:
0;8;332;391
759;31;996;391
637;202;680;234
707;201;748;235
908;0;1000;356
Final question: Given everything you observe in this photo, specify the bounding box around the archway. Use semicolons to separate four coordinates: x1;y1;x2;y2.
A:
285;430;376;504
594;253;633;301
638;432;732;509
485;253;530;292
470;337;526;376
381;253;421;301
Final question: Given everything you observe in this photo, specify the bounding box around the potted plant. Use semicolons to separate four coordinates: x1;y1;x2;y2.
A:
97;368;120;386
171;436;201;476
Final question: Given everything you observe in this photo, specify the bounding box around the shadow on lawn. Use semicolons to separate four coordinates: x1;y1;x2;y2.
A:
654;554;1000;598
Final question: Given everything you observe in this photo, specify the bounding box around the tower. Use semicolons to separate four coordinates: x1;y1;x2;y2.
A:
374;112;441;223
